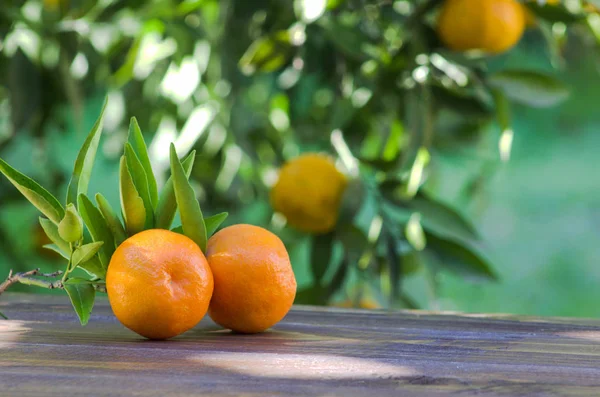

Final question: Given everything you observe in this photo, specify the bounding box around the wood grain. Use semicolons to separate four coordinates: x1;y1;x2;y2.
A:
1;294;600;396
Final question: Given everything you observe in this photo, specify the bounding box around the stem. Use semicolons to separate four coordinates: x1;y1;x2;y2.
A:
62;244;74;283
0;269;64;296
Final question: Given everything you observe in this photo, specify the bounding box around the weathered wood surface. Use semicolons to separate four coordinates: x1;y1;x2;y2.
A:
1;294;600;396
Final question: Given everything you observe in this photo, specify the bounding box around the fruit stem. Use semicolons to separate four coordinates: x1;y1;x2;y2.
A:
62;243;74;283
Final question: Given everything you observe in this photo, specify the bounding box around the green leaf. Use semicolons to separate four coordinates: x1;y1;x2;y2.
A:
66;98;108;206
239;31;293;75
170;144;207;251
338;179;366;224
171;225;183;234
0;158;65;224
311;232;334;283
125;143;155;228
78;257;105;280
405;213;426;251
155;151;196;229
294;285;327;305
39;217;71;256
64;279;96;326
336;224;368;265
78;194;115;270
432;85;493;121
96;193;127;246
204;212;228;237
39;218;70;255
119;156;146;236
128;117;158;208
319;18;368;60
0;311;7;320
43;244;69;259
426;233;497;282
487;70;569;108
72;242;104;268
327;257;348;299
524;2;584;24
409;193;479;243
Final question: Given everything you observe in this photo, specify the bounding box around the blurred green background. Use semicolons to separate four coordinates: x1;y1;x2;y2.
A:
1;0;599;317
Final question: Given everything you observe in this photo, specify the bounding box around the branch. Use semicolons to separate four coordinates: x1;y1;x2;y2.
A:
0;269;64;296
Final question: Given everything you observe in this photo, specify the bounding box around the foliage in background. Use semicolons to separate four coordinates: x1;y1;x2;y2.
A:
1;0;599;310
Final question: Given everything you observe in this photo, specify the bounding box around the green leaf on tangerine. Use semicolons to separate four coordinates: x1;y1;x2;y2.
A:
204;212;228;237
66;97;108;206
64;279;96;326
128;117;158;207
119;156;146;236
96;193;127;246
72;242;104;268
0;158;65;224
169;144;207;251
155;150;196;230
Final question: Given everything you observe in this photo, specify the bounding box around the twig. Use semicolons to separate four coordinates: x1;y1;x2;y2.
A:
0;269;64;296
38;270;64;278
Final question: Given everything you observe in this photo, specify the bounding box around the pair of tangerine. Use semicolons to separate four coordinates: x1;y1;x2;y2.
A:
107;224;296;340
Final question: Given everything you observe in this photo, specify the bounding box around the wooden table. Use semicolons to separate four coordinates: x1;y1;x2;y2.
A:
1;294;600;396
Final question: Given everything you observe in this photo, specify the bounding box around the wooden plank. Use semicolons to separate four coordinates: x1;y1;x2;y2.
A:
1;294;600;396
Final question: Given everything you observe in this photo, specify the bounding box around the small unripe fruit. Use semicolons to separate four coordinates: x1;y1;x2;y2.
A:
58;203;83;243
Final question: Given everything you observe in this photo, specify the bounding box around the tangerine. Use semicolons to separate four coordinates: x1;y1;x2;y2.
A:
206;224;296;333
106;229;214;340
270;153;347;234
437;0;526;54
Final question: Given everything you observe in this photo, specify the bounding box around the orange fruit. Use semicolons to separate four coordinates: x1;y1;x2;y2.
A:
206;224;297;333
106;229;214;340
437;0;526;54
270;153;347;234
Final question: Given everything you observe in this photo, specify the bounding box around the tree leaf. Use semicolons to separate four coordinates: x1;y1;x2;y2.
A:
66;97;108;206
311;232;334;284
0;158;65;224
78;257;105;280
408;193;479;242
425;233;497;282
487;70;569;108
155;151;196;229
524;2;584;24
128;117;158;207
39;217;70;255
338;179;367;224
96;193;127;246
72;242;104;268
119;156;146;236
319;18;368;60
204;212;228;237
43;244;69;259
124;143;154;228
170;144;207;251
78;194;115;270
327;257;348;300
64;279;96;326
239;31;293;75
294;285;327;305
336;224;368;265
171;225;183;234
